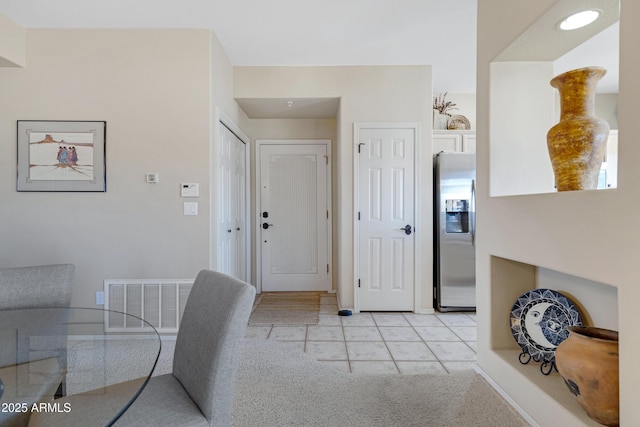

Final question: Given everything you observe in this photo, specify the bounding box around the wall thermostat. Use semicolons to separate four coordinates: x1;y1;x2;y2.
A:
146;173;159;184
181;183;199;197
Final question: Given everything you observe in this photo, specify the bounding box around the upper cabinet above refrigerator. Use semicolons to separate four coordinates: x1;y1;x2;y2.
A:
433;130;476;154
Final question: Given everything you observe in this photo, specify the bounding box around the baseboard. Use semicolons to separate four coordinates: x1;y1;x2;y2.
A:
474;364;540;427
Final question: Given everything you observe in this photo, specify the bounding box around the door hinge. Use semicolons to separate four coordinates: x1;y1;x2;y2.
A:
324;155;329;165
326;210;329;219
357;143;365;153
327;264;330;273
358;212;361;220
358;279;361;288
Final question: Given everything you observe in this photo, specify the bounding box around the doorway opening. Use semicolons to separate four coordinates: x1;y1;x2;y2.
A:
255;139;332;293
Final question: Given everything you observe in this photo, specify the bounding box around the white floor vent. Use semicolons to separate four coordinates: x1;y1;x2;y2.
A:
104;279;194;333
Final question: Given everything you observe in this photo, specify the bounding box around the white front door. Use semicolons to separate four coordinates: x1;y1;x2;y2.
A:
258;141;330;292
218;122;248;281
356;126;416;311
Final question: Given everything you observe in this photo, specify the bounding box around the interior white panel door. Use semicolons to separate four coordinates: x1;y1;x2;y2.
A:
357;127;415;310
219;123;247;281
260;144;329;291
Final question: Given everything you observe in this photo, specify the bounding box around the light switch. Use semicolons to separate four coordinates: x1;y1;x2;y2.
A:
181;183;199;197
184;202;198;216
146;173;159;184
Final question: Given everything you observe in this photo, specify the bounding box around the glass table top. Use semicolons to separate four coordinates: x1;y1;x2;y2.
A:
0;307;160;426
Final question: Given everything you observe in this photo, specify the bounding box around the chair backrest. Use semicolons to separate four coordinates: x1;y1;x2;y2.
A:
172;269;256;426
0;264;74;310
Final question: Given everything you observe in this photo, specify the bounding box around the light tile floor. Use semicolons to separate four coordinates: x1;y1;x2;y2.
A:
245;293;477;375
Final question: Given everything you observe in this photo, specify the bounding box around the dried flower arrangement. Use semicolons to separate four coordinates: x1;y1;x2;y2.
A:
433;92;458;115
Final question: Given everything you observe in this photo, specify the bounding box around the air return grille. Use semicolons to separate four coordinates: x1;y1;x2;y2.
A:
104;279;193;333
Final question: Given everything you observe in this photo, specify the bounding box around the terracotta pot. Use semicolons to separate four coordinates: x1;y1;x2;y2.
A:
546;67;609;191
555;326;619;426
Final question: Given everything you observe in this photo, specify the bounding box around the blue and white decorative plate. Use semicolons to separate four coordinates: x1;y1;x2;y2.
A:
510;289;582;363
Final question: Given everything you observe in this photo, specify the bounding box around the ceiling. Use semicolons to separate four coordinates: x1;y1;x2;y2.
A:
0;0;619;118
0;0;478;94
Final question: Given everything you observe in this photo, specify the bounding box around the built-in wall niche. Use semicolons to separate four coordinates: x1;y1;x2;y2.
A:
489;255;618;425
490;255;618;351
490;0;620;197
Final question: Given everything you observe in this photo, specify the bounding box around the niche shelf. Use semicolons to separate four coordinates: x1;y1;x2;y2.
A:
486;255;618;426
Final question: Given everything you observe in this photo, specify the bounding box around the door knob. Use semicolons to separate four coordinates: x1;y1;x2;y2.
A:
262;223;274;230
400;225;412;235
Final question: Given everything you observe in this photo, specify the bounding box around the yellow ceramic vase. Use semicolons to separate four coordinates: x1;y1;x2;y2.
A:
547;67;609;191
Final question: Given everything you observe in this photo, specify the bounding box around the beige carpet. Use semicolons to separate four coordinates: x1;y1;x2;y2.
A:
249;292;321;324
232;339;530;427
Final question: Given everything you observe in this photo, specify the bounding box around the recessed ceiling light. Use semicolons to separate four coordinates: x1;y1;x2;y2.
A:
559;10;601;31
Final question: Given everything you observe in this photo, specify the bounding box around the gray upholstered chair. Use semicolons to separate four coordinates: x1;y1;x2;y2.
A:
0;264;74;310
0;264;74;427
29;269;256;427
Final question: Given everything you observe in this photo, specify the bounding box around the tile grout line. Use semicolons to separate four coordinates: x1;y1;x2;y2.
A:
402;312;451;374
339;316;353;373
437;314;478;371
371;314;402;374
436;313;479;357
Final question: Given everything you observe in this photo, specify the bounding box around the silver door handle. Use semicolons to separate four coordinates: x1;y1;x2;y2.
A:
471;179;476;247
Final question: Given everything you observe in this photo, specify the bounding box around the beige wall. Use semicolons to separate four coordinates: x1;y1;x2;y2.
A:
0;28;213;306
210;32;252;271
0;23;434;312
250;119;337;140
0;12;25;67
211;34;248;129
477;0;639;425
236;66;433;311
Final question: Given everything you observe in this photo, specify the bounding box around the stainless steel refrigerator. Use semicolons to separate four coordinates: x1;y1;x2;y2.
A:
433;152;476;312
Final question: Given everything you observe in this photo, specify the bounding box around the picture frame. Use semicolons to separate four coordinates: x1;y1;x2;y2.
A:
17;120;106;192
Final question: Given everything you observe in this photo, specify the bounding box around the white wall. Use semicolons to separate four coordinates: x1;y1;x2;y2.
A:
490;62;556;196
0;28;213;306
477;0;639;425
595;93;618;129
235;66;433;311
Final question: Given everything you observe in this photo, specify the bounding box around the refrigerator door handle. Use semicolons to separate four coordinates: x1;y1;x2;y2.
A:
471;179;476;247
